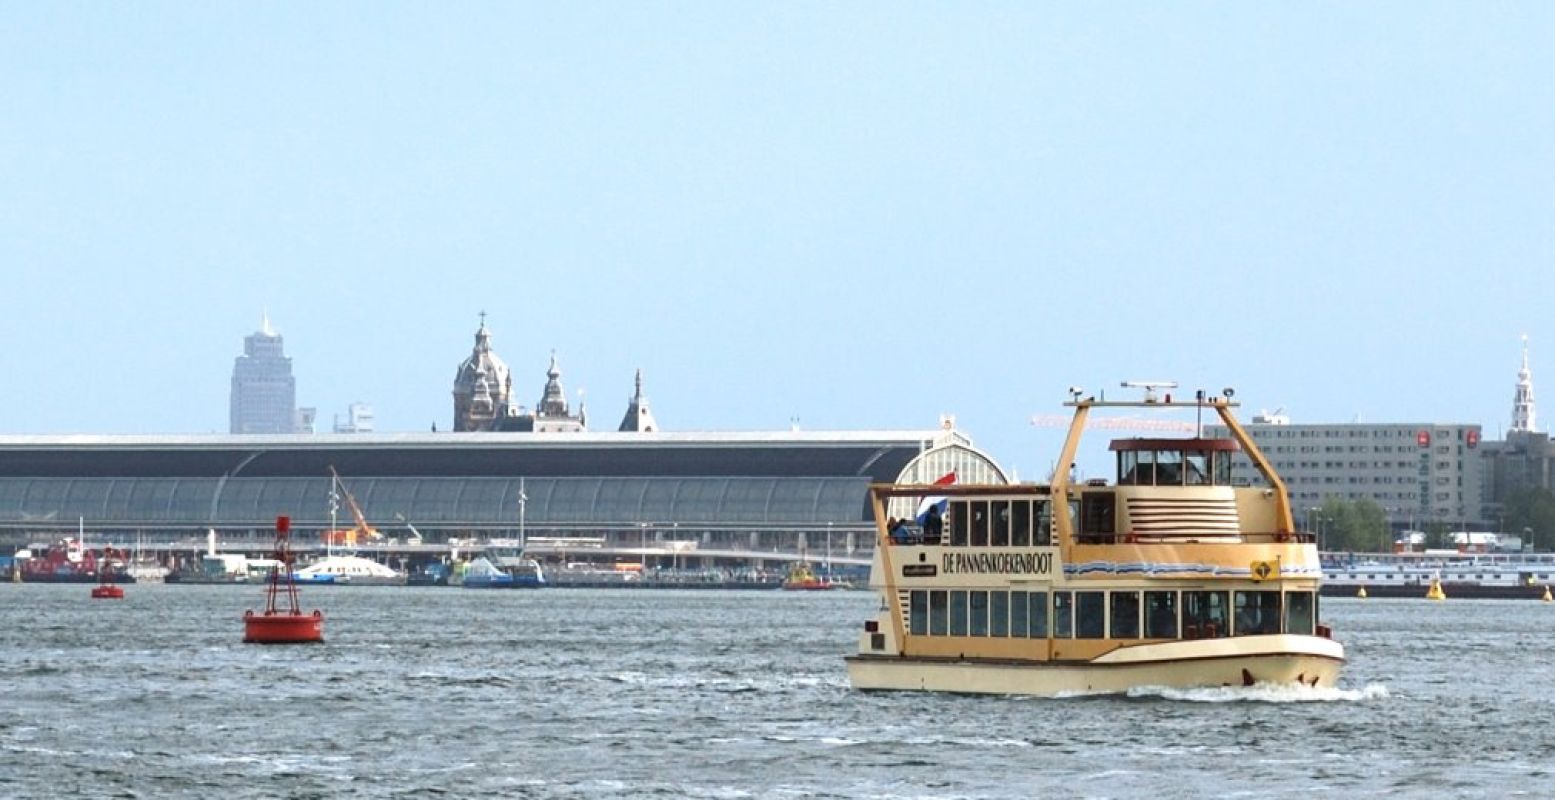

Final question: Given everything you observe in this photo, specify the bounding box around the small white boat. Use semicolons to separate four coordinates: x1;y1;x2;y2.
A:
292;555;406;586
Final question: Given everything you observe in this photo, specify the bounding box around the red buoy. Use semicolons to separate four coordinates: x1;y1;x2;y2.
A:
92;548;127;599
243;515;324;644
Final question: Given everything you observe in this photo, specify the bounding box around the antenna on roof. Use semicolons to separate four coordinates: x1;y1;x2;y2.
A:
1120;380;1178;403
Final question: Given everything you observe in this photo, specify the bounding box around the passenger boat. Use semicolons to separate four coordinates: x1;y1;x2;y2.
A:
290;555;407;586
1322;553;1555;599
846;384;1345;695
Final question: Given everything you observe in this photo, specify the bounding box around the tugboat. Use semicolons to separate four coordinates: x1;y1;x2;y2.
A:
782;561;836;591
846;383;1345;695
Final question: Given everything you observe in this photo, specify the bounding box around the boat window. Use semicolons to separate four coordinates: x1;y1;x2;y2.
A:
990;591;1009;637
929;590;949;636
1185;451;1210;486
1155;450;1183;486
910;590;929;636
1124;450;1155;485
1145;591;1178;639
1079;493;1115;542
1110;591;1140;639
1011;501;1031;547
1118;451;1139;485
1285;591;1314;635
969;591;989;636
1075;592;1106;639
1212;451;1232;486
1183;591;1229;639
1029;591;1050;638
990;501;1010;547
950;502;969;547
950;591;968;636
969;502;989;547
1053;591;1073;639
1233;591;1282;636
1036;501;1053;546
1007;588;1032;631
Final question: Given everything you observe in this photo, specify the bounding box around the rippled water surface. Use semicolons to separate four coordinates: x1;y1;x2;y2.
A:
3;585;1553;798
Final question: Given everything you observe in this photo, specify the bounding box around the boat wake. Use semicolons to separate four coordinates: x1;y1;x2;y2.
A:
1126;682;1389;704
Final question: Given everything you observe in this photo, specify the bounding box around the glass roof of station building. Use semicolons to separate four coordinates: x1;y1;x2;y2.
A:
0;430;1009;532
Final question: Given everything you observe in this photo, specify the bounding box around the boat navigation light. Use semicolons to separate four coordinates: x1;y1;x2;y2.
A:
1067;386;1084;402
1223;387;1236;399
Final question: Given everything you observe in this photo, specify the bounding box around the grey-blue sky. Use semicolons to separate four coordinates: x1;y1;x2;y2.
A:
1;3;1552;479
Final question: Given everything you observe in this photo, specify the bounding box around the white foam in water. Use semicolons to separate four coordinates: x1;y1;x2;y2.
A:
1127;682;1390;703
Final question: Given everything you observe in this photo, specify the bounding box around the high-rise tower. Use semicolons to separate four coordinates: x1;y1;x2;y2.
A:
230;312;299;434
1513;335;1537;433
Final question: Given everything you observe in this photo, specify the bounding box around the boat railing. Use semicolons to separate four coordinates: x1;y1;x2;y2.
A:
1077;530;1316;546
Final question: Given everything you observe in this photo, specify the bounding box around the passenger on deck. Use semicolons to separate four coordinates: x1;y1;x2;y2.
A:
922;505;944;544
887;517;912;545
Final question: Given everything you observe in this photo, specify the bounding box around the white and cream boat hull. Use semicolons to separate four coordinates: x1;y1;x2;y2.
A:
846;635;1344;696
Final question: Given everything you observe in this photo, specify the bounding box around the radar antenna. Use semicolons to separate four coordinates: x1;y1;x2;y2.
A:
1120;380;1179;403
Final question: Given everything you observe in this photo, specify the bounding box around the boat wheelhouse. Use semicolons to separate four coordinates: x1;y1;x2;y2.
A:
846;386;1345;695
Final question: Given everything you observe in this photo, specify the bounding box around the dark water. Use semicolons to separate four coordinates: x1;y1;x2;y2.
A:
2;585;1552;799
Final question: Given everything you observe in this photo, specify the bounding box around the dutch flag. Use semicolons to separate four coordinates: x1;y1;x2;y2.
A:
915;471;958;524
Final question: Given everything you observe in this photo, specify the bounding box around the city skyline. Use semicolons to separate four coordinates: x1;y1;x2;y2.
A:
2;4;1552;482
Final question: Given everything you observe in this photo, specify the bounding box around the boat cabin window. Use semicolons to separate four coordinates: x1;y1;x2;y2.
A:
1119;450;1154;485
929;590;949;636
1115;441;1236;486
1011;501;1031;547
969;590;989;636
970;503;989;547
1079;493;1115;541
1183;590;1229;639
1284;591;1315;635
936;498;1049;548
1075;591;1105;639
1145;591;1178;638
1233;591;1282;636
949;591;969;636
990;591;1009;636
991;501;1010;546
1184;451;1210;486
1110;591;1140;639
1053;591;1073;638
1008;590;1029;637
910;591;929;636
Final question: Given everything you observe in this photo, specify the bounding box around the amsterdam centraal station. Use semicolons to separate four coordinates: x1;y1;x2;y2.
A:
0;320;1008;564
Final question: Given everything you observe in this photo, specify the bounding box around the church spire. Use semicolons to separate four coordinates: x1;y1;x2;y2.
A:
1513;335;1537;433
618;368;659;432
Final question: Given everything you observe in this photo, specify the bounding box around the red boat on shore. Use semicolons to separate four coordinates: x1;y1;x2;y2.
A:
15;539;137;584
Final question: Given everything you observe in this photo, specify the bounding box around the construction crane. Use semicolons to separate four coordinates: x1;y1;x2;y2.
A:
324;466;382;548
